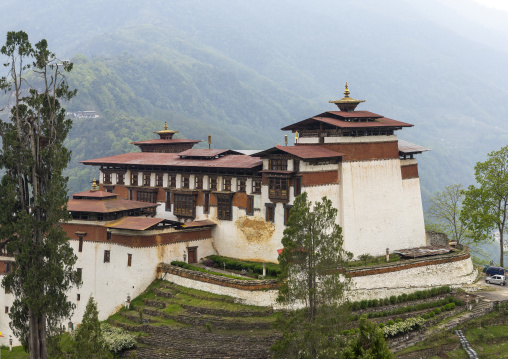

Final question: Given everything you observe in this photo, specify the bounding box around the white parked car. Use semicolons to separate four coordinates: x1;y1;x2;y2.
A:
486;274;506;286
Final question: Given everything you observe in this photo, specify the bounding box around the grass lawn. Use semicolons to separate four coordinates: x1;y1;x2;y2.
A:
0;346;29;359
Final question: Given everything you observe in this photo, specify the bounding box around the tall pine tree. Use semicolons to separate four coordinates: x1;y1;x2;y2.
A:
0;31;80;358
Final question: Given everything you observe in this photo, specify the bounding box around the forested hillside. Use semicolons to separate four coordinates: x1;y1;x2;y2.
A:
2;0;508;202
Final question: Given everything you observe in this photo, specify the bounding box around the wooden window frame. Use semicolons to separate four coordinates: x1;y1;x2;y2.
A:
117;172;125;185
174;193;196;218
137;191;156;203
182;175;190;189
104;250;110;263
209;177;218;191
269;177;289;201
156;173;164;187
165;191;171;212
77;268;82;283
294;177;302;196
78;236;83;252
127;254;132;267
223;177;232;191
195;176;203;190
284;205;293;225
203;192;210;214
269;159;288;171
247;195;254;215
294;159;300;172
130;171;138;186
217;194;233;220
252;179;261;194
103;172;112;185
265;203;275;222
237;178;246;192
169;175;176;188
143;173;151;187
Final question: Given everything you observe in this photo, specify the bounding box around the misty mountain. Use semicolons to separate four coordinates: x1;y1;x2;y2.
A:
2;0;508;204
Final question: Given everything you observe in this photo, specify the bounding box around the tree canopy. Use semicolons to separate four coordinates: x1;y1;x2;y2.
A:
273;193;353;358
461;145;508;267
0;31;80;358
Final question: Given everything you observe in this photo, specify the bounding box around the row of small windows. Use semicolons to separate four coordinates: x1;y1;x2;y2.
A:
104;171;262;193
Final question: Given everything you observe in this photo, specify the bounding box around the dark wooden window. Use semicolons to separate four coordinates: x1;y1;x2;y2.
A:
187;247;197;264
294;177;302;196
5;262;11;274
130;172;138;186
247;195;254;215
195;176;203;189
5;306;9;314
203;193;210;214
104;250;110;263
117;172;125;185
77;268;82;282
182;176;190;189
174;194;196;218
223;178;231;191
238;179;246;192
269;178;289;201
294;160;300;172
77;294;80;301
107;231;111;241
78;237;83;252
284;205;293;225
270;159;288;171
128;189;134;200
266;203;275;222
209;177;217;191
217;195;232;220
165;192;171;211
103;172;112;184
127;254;132;267
169;175;176;188
137;191;156;203
252;179;261;194
156;173;164;187
143;173;151;186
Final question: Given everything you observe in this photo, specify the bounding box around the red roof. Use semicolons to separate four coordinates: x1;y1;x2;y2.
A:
179;149;243;157
81;152;262;169
71;190;118;199
281;111;413;131
253;145;344;159
132;139;201;145
67;199;159;213
182;219;217;228
106;216;164;231
398;139;430;154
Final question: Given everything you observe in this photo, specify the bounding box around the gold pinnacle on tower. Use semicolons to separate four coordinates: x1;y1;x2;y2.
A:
328;82;365;112
91;178;98;191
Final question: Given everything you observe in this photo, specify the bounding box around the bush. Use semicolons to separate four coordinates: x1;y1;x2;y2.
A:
386;320;395;326
360;300;368;309
372;299;379;307
395;318;402;323
384;298;390;306
379;323;385;328
102;323;136;354
390;296;397;305
434;308;441;315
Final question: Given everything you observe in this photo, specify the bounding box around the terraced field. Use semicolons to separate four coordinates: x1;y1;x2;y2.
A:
108;280;280;359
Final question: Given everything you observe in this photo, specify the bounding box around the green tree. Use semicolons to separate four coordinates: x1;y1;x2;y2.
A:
426;184;470;244
0;31;80;358
71;296;109;359
461;145;508;267
342;315;392;359
273;193;353;358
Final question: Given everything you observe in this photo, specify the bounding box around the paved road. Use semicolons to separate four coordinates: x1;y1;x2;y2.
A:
474;274;508;301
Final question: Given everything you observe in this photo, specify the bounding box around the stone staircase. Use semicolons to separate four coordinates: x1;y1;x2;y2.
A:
441;300;493;331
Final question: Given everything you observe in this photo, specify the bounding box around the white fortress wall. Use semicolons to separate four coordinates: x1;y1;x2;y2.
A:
340;159;421;258
0;271;15;346
401;176;427;248
67;237;214;324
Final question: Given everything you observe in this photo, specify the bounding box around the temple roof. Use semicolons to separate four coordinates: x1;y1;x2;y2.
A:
398;140;431;155
106;216;165;231
253;145;344;159
131;139;201;145
72;189;118;199
81;152;262;169
67;198;159;213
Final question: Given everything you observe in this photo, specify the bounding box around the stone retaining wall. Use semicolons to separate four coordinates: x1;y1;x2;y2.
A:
158;248;476;306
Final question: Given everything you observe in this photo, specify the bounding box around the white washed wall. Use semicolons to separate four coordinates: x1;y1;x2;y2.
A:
0;271;15;346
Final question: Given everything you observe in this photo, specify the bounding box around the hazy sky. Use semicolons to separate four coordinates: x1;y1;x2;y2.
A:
475;0;508;12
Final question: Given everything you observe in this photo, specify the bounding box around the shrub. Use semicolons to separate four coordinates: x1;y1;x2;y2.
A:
382;317;424;337
408;293;416;301
372;299;379;307
434;308;441;315
390;295;397;304
351;301;360;310
379;323;385;328
384;298;390;306
102;323;136;354
367;299;374;308
360;300;368;309
386;320;395;326
395;318;403;323
401;293;408;302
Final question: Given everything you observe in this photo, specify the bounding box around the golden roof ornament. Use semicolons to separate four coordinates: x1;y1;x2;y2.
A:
91;178;98;192
154;120;178;139
329;82;365;112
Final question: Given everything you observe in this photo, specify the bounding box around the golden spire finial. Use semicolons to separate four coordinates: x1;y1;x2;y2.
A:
91;178;98;191
164;121;168;131
344;82;350;98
